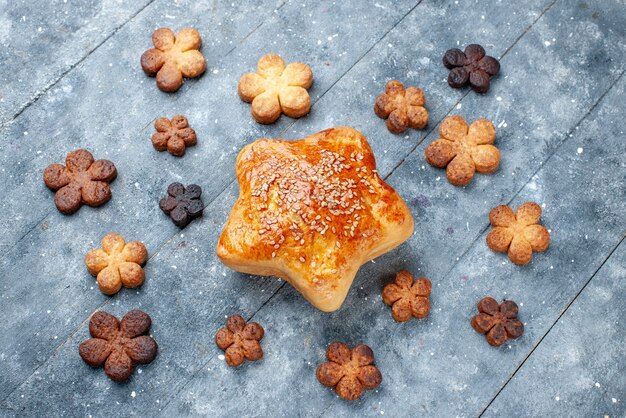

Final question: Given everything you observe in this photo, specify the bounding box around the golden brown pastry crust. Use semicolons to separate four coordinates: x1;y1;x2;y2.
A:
216;127;414;312
140;28;206;93
238;53;313;124
424;116;500;186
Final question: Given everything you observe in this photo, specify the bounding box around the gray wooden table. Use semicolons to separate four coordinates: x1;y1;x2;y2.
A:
1;0;624;416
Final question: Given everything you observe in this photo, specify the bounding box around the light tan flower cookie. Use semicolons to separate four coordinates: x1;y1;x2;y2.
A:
85;233;148;295
238;53;313;124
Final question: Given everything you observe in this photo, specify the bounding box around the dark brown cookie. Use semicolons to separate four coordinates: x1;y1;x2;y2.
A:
152;115;197;157
79;310;158;382
316;342;382;401
470;297;524;347
159;182;205;228
382;270;431;322
443;44;500;93
215;314;264;367
43;149;117;214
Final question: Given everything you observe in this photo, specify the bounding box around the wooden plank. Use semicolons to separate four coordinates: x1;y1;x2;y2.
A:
161;58;625;417
0;0;153;124
284;0;552;176
482;242;625;416
0;0;421;406
161;1;626;416
1;0;624;416
0;0;285;255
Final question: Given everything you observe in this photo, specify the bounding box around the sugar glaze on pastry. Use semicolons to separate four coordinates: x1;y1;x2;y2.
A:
217;127;414;312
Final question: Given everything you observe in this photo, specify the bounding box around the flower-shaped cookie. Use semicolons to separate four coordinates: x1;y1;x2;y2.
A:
382;270;432;322
424;116;499;186
238;53;313;124
443;44;500;93
215;314;264;367
43;149;117;214
140;28;206;93
152;115;197;156
486;202;550;265
159;182;205;228
85;233;148;295
79;310;158;382
316;342;382;401
470;297;524;347
374;80;428;134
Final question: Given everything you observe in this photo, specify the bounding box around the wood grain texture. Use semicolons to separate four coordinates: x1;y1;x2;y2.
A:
0;0;624;416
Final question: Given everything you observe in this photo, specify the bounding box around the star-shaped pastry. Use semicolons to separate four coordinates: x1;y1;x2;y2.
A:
217;127;414;312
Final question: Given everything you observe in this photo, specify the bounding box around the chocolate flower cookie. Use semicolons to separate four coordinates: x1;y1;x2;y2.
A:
316;342;382;401
443;44;500;93
486;202;551;265
424;116;499;186
159;182;205;228
79;310;158;382
238;53;313;124
471;297;524;347
382;270;432;322
140;28;206;92
43;149;117;214
215;314;264;367
85;233;148;295
152;115;197;157
374;80;428;134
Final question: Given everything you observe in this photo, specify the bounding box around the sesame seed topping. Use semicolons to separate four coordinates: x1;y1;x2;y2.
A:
244;142;383;263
